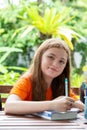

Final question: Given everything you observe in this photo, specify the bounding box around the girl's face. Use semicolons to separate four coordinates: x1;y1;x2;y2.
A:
41;47;68;82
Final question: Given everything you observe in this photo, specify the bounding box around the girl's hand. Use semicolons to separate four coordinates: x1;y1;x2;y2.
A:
72;100;84;111
50;96;75;112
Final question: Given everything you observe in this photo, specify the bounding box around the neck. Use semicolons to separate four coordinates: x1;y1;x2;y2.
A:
44;77;53;88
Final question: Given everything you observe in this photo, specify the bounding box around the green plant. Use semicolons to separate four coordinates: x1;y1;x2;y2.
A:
0;66;27;85
82;65;87;71
14;5;81;50
71;73;84;88
0;47;23;73
0;71;20;85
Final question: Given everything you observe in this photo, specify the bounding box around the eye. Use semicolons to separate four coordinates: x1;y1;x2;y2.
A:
59;60;65;65
47;55;54;60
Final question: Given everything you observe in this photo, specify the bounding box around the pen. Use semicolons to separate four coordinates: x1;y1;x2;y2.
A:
65;78;68;96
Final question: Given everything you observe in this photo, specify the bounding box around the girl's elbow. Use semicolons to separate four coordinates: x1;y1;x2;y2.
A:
4;102;12;114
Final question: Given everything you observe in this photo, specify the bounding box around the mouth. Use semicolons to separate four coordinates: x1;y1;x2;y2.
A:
49;67;58;72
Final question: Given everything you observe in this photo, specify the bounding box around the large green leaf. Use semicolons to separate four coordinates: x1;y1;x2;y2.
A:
0;47;22;63
17;6;81;50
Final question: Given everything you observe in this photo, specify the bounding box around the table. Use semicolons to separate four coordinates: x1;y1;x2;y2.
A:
0;111;87;130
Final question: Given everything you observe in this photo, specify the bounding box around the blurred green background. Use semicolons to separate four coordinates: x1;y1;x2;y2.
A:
0;0;87;87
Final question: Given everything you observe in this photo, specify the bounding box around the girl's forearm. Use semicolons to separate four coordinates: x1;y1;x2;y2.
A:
4;101;52;115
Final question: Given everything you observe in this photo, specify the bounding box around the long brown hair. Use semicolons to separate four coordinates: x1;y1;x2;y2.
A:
29;38;71;101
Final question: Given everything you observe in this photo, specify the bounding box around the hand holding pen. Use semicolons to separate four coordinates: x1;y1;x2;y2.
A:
51;78;75;112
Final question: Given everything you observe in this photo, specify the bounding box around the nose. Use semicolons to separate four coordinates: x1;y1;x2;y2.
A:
53;60;58;67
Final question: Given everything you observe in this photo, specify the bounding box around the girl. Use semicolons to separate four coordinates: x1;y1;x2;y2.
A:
5;38;84;115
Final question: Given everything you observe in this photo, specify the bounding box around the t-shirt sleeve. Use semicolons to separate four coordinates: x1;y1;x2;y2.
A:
70;89;78;100
10;76;32;100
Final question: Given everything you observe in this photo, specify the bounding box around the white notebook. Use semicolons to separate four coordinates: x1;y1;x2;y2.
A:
32;109;78;120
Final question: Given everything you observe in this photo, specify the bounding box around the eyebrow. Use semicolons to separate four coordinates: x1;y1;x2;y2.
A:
60;58;67;61
49;53;67;61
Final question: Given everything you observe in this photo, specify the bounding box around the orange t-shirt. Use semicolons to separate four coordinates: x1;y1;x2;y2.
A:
10;74;78;101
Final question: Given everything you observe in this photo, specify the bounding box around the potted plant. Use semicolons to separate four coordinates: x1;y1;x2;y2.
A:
71;73;84;95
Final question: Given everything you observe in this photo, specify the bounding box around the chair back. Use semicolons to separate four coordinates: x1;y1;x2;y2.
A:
0;85;12;110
